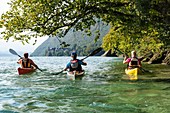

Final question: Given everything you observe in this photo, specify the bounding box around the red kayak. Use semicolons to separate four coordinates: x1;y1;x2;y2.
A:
18;67;36;75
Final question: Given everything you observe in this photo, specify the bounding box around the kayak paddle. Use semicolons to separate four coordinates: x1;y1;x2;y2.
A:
52;47;103;75
140;67;153;73
51;70;64;75
9;49;43;72
81;47;102;61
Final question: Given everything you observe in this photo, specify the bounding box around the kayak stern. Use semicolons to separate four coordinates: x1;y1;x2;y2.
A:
18;67;36;75
125;68;139;80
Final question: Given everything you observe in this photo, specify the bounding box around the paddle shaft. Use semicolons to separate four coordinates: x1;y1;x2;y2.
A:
81;55;89;61
51;70;64;75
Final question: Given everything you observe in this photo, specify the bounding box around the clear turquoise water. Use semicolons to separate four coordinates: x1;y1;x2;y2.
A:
0;56;170;113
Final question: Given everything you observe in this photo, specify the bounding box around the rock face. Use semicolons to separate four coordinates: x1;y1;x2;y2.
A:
142;49;170;65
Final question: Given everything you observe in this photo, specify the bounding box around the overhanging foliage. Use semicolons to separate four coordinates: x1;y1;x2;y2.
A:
0;0;169;49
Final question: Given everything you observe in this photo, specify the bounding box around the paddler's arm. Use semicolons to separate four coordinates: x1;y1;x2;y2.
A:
17;59;22;64
79;60;87;66
63;62;71;71
30;59;39;69
63;68;68;71
123;56;128;64
17;59;20;64
138;59;142;67
82;62;87;66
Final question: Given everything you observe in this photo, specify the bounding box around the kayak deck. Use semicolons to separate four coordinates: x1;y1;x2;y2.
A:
67;70;85;80
125;68;140;80
18;67;36;75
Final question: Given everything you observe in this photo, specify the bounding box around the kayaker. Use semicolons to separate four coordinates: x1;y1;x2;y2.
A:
17;53;39;69
123;50;142;69
64;51;87;72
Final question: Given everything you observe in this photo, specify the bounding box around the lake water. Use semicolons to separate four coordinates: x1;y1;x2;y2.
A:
0;56;170;113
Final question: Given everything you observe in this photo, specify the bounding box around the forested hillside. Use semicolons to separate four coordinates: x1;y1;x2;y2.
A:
31;23;109;56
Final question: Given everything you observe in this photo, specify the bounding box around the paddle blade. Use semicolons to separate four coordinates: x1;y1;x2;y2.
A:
9;49;18;55
37;67;43;72
51;70;64;75
89;47;102;56
9;48;22;58
81;47;102;60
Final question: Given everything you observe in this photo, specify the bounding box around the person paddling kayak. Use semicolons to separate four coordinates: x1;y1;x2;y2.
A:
123;50;142;69
17;53;39;69
64;51;87;72
123;50;142;80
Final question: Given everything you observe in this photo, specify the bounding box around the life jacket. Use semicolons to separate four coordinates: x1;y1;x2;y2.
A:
70;59;79;69
69;59;82;71
128;57;139;68
22;59;31;68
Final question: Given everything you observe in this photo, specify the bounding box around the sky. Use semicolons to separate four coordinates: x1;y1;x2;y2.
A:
0;0;48;54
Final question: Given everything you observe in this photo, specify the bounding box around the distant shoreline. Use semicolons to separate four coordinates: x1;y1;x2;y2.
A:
0;52;11;56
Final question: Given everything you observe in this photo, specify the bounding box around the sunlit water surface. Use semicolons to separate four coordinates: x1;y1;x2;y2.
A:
0;56;170;113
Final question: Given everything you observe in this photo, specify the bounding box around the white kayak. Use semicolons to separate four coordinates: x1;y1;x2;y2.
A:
66;70;85;80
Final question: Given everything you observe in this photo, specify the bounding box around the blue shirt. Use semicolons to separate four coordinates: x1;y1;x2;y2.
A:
66;59;84;68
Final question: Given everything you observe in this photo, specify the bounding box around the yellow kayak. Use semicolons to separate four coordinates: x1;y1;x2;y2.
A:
125;68;139;80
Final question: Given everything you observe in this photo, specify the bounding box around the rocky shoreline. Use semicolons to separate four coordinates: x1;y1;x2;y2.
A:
141;49;170;65
102;48;170;65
